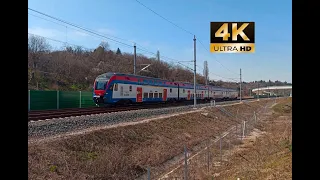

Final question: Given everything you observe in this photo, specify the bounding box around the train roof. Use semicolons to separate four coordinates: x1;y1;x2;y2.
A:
97;72;237;91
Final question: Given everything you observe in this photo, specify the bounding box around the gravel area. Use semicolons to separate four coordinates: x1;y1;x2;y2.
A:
28;99;256;139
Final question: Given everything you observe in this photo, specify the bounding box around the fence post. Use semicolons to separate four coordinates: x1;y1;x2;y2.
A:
28;90;31;111
242;121;246;140
184;145;188;180
220;135;222;162
228;139;231;158
207;141;210;172
254;111;257;123
79;91;82;108
147;167;150;180
57;90;59;109
235;124;238;137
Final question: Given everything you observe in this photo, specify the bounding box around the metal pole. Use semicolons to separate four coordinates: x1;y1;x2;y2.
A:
79;91;82;108
240;68;242;102
257;83;260;100
268;82;270;98
134;43;136;75
147;167;150;180
184;145;188;180
28;90;31;111
242;121;246;138
207;144;210;172
57;90;59;109
220;135;222;162
193;35;197;108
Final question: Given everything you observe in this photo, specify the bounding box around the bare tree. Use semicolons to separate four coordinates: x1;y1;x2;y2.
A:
28;35;51;89
99;41;110;51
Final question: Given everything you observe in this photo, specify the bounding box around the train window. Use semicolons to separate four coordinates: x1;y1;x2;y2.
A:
183;89;185;93
144;93;148;98
114;84;118;91
159;93;163;98
154;93;158;98
129;85;132;91
109;85;113;90
149;93;153;98
170;89;172;93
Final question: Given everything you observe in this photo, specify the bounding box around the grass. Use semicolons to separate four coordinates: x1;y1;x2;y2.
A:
272;97;292;114
28;100;273;180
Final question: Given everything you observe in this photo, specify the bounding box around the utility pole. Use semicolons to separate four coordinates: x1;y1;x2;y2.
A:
156;49;160;61
134;43;136;75
257;82;260;100
268;80;270;98
193;35;197;108
203;61;209;85
240;68;242;102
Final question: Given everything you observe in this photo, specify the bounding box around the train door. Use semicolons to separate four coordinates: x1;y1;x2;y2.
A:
187;90;190;100
163;89;167;101
136;87;142;102
201;91;204;99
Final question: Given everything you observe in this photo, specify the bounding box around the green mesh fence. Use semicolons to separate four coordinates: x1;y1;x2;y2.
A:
28;90;96;111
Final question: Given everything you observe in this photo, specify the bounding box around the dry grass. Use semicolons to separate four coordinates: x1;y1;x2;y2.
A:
163;97;292;180
28;100;273;180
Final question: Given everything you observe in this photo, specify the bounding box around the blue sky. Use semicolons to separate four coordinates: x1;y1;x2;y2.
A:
28;0;292;83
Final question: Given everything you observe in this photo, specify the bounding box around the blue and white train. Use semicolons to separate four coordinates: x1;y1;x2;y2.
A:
93;72;238;105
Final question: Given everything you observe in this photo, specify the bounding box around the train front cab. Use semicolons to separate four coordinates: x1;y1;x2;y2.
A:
93;74;114;105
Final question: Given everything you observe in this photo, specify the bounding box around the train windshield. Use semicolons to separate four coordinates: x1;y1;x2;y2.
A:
95;80;108;90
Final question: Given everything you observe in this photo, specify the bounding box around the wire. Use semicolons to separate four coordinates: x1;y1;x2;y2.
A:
134;0;194;36
28;33;135;66
133;0;239;76
195;64;239;82
28;8;133;48
29;7;238;83
29;9;161;56
198;39;239;75
29;8;184;65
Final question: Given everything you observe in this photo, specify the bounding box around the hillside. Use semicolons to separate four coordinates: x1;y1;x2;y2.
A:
28;35;291;96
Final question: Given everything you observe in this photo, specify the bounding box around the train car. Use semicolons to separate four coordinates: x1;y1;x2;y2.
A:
93;72;238;106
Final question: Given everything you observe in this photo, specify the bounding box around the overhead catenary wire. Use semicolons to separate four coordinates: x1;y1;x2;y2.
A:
198;39;239;75
29;7;238;83
134;0;239;76
29;8;186;65
28;8;133;48
28;33;190;71
29;9;159;55
134;0;194;36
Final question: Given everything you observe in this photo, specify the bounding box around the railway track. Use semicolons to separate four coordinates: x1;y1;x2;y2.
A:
28;98;255;122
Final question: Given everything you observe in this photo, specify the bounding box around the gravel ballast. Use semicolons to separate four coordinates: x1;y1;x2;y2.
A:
28;99;256;139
